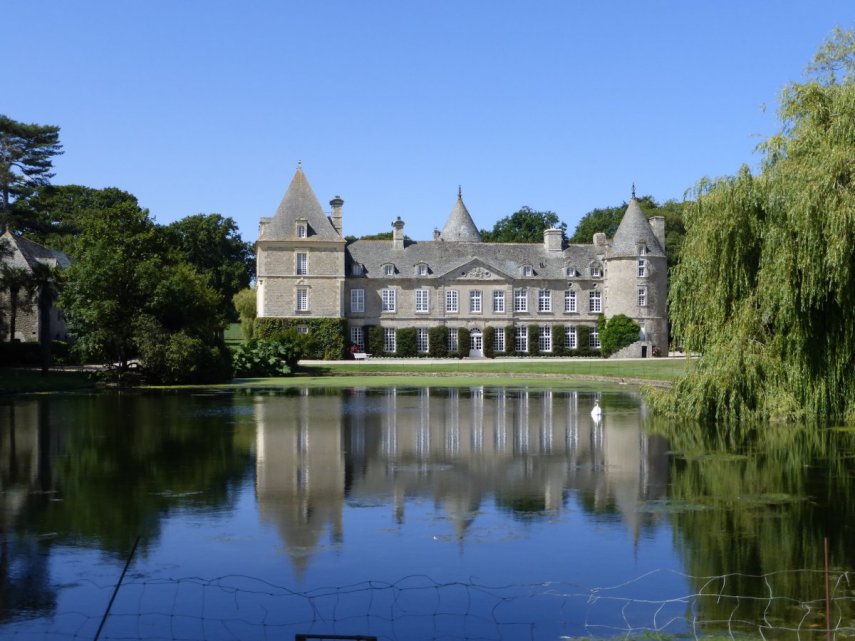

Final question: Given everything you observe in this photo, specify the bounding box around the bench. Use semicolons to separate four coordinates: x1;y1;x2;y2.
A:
353;352;371;360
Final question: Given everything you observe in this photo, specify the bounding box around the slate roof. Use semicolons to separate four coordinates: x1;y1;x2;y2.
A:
1;230;70;270
346;239;602;281
263;166;342;241
607;197;665;258
440;193;482;242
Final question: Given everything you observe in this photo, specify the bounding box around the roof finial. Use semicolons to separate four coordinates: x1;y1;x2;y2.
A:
631;182;636;199
297;160;302;169
458;185;462;199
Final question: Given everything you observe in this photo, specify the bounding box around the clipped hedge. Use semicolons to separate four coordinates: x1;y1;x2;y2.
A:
428;326;449;357
457;327;470;359
483;326;495;358
255;317;346;360
397;327;418;357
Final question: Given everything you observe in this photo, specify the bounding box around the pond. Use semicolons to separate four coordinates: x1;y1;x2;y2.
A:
1;386;854;641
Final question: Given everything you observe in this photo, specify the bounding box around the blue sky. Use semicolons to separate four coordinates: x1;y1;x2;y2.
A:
5;1;852;243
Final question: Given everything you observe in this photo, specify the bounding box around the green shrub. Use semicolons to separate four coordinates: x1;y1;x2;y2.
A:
397;327;417;357
457;327;470;358
138;330;232;384
427;326;447;357
600;314;640;357
232;337;303;377
367;326;385;355
552;325;566;356
483;326;495;358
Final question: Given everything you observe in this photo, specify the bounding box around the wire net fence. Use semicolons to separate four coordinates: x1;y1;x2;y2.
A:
5;569;855;641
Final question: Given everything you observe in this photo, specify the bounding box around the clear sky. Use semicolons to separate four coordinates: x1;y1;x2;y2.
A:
5;1;852;243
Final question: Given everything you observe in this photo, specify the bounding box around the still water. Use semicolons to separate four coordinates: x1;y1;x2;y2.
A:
1;386;854;641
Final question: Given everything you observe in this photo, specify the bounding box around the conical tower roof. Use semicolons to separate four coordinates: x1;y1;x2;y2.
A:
265;165;341;240
607;195;664;258
440;190;481;242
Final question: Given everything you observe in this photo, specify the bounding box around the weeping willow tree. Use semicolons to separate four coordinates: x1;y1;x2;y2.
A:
654;28;855;424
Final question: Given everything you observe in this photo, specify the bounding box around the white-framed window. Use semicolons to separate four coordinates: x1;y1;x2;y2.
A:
522;265;533;277
638;287;647;307
494;327;505;352
448;328;459;352
515;326;528;353
538;289;551;312
590;327;601;348
297;222;307;238
470;290;482;313
446;290;459;313
296;252;308;275
351;263;364;276
493;290;505;313
296;287;308;311
415;288;430;313
590;263;602;278
417;263;429;276
539;326;552;353
351;288;365;313
416;328;429;353
565;325;577;350
382;288;396;312
384;327;396;353
589;290;602;313
639;244;648;256
566;265;577;277
638;259;647;278
383;264;395;276
564;289;577;313
350;326;364;351
514;288;528;312
297;325;309;334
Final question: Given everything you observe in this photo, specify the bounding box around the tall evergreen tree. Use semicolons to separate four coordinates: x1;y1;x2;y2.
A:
0;115;63;231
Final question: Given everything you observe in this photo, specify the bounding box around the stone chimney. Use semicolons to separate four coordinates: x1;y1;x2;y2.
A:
593;232;608;248
544;227;563;252
433;228;442;241
392;217;405;250
329;195;344;235
649;216;665;251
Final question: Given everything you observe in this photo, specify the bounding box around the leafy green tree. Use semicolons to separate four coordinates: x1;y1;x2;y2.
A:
599;314;640;357
480;207;566;243
653;28;855;424
162;214;254;321
232;287;257;340
12;184;138;254
0;116;63;231
569;195;686;268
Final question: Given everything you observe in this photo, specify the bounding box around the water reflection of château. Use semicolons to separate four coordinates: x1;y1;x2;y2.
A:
254;388;670;573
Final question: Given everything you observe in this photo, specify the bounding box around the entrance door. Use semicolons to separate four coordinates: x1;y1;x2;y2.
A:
470;331;483;358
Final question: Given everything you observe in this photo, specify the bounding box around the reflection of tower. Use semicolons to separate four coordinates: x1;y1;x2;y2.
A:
254;392;345;578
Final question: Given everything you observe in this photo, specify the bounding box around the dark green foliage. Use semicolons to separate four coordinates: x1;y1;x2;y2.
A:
0;115;63;231
552;325;566;356
396;327;417;357
254;317;346;360
480;206;566;243
0;342;42;365
528;324;540;355
162;214;254;322
600;314;641;357
231;337;303;377
569;195;686;269
457;327;470;358
483;326;495;358
134;317;232;384
504;324;515;355
428;326;449;357
367;325;385;355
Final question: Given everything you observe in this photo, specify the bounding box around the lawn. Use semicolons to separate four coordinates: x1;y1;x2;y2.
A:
0;369;97;395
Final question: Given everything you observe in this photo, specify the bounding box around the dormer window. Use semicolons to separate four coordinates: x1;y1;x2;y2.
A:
351;263;364;276
383;263;396;277
416;263;429;276
296;221;307;238
565;264;578;278
590;263;603;278
522;265;533;277
638;244;648;256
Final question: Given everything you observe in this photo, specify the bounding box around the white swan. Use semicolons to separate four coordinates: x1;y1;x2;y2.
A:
590;400;602;420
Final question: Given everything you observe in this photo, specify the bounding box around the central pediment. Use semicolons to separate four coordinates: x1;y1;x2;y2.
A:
439;258;513;281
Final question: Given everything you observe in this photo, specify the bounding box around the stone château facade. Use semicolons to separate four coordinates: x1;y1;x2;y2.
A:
256;166;668;357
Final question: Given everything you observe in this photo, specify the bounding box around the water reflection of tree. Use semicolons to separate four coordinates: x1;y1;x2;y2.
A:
0;394;254;623
652;418;855;635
